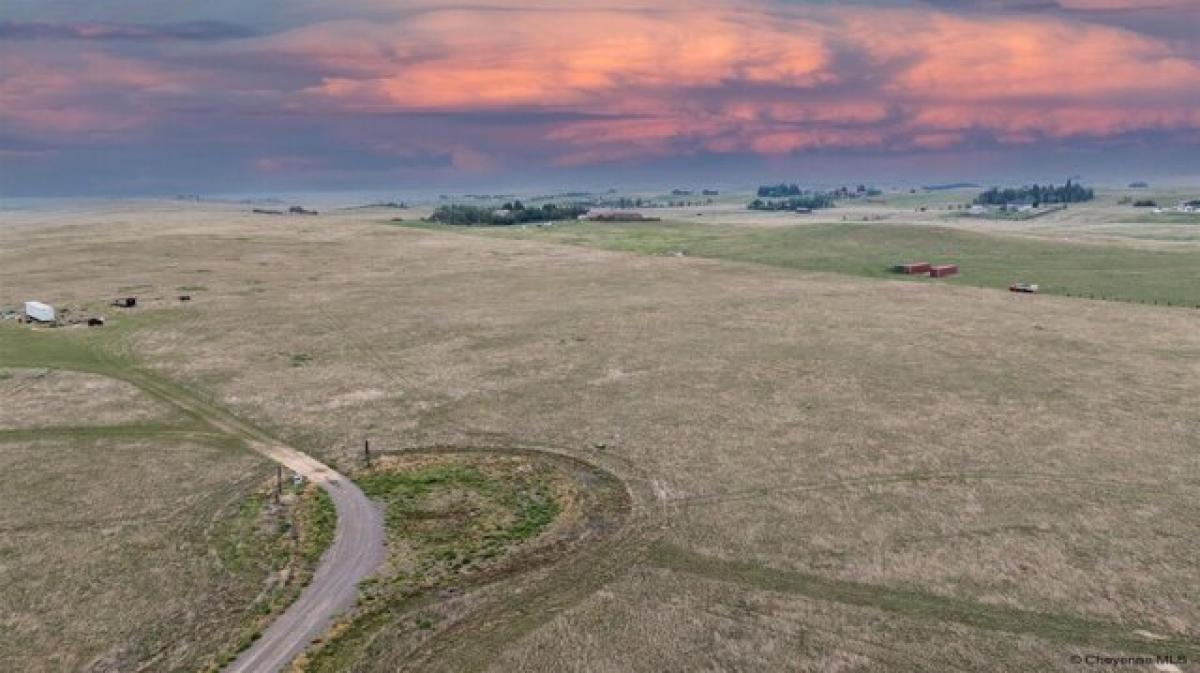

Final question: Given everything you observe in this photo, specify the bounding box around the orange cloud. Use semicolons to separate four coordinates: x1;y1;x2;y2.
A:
1;0;1196;166
272;9;832;110
853;10;1200;99
265;3;1197;162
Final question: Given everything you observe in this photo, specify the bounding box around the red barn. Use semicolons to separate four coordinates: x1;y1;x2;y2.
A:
891;262;931;274
929;265;959;278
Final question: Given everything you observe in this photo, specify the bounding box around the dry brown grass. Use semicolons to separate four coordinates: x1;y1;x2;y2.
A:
494;566;1077;672
3;199;1199;670
0;435;279;672
0;367;183;429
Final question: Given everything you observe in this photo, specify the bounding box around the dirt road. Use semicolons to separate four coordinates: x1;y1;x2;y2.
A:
90;365;386;673
227;444;384;673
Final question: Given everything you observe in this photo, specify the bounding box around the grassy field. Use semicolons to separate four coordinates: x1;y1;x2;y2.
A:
1127;212;1200;225
5;199;1200;671
300;450;629;673
0;367;185;429
0;435;264;672
403;219;1200;306
0;321;332;672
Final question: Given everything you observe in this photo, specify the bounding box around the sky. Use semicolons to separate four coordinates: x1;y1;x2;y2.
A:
1;0;1197;196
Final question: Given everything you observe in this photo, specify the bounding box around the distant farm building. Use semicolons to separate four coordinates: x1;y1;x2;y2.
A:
929;264;959;278
891;262;931;275
24;301;55;323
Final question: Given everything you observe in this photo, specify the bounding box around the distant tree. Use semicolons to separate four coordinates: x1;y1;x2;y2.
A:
427;202;587;226
747;193;836;211
757;183;803;198
974;181;1094;206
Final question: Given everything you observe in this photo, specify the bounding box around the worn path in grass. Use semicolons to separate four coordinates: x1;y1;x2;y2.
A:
648;543;1200;661
0;326;385;673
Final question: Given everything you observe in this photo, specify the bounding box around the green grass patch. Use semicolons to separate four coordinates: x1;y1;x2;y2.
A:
301;487;337;565
206;485;336;672
358;462;560;581
404;220;1200;306
1126;213;1200;225
211;491;291;574
303;457;564;672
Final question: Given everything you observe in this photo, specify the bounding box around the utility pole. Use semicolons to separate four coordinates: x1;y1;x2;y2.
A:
275;464;283;503
364;438;371;468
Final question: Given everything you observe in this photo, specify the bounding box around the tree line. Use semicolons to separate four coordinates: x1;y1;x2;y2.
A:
757;183;805;197
975;181;1094;206
427;201;589;226
748;194;836;211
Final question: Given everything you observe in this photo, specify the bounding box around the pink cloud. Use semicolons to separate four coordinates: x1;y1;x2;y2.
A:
0;48;201;135
1056;0;1195;9
263;3;1198;162
0;1;1196;167
281;10;832;111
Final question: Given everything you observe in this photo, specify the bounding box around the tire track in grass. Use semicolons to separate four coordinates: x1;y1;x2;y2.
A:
299;445;652;673
646;542;1200;661
396;509;664;673
1;329;385;673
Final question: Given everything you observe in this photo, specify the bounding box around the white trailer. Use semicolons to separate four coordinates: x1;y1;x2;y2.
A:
24;300;55;323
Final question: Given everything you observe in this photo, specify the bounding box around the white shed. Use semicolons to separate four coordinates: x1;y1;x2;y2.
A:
24;301;55;323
